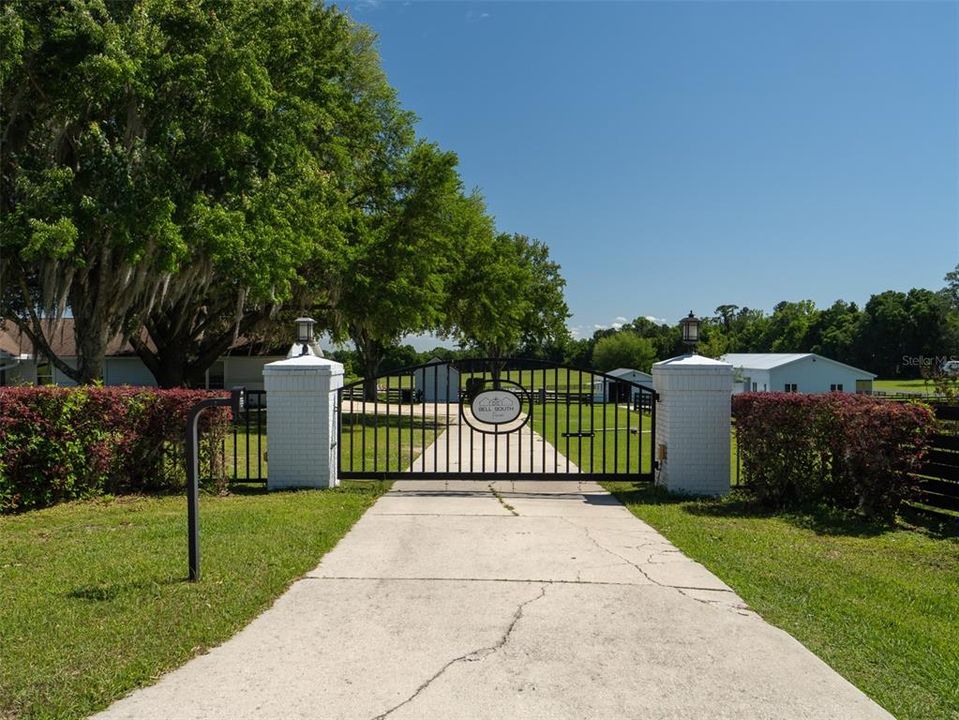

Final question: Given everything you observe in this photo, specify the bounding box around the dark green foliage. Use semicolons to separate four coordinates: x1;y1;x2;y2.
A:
591;332;656;372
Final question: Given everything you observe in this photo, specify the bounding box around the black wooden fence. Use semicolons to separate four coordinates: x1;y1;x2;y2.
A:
916;404;959;514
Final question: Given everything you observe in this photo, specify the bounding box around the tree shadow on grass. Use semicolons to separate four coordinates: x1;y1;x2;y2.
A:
226;480;391;498
67;577;182;602
609;483;958;540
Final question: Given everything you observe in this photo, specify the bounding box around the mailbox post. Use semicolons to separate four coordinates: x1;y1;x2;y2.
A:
185;387;245;582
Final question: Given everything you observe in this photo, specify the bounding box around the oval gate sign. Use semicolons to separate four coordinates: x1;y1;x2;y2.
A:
471;389;522;425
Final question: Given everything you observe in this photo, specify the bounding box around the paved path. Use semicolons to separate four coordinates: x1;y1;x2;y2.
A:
408;421;579;474
93;480;891;720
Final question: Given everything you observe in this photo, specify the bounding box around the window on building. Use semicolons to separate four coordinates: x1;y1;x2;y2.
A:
784;383;797;393
830;384;844;392
751;382;757;391
36;361;53;385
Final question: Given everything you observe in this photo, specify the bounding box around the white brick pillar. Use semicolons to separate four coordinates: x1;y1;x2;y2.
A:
652;354;733;496
263;355;343;490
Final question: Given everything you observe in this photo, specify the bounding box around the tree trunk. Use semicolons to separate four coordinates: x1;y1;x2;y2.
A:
352;332;384;402
362;352;382;402
74;323;110;384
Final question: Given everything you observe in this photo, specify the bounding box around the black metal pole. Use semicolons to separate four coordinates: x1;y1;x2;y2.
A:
185;388;245;582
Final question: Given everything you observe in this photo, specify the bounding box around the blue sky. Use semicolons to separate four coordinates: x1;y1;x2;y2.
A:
343;0;958;343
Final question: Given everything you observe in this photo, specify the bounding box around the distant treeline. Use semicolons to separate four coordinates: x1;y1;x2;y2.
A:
345;267;959;380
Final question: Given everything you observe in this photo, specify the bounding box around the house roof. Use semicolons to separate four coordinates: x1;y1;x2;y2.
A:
719;353;876;378
607;367;652;379
0;319;142;358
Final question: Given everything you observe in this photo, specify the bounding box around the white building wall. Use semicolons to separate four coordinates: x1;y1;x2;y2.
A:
733;369;771;393
414;363;459;402
768;357;871;393
2;360;37;385
104;358;158;386
224;357;277;391
52;359;79;387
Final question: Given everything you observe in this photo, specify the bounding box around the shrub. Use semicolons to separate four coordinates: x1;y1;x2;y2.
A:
732;393;935;518
0;387;231;513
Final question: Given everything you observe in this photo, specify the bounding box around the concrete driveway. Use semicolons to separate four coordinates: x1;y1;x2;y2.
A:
93;480;892;719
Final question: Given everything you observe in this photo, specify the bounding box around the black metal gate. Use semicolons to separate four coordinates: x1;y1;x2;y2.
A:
336;358;656;481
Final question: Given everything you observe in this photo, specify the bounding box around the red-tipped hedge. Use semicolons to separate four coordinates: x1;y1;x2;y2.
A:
0;387;231;513
732;393;935;517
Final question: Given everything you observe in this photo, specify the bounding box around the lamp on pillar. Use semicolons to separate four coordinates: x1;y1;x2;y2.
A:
288;316;323;358
680;311;701;353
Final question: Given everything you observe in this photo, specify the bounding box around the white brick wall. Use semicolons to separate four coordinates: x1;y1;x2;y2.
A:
263;355;344;490
652;354;733;497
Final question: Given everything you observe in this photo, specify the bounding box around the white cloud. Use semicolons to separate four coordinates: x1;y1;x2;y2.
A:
644;315;667;325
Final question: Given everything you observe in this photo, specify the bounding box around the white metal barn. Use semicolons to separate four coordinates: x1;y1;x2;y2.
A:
592;367;654;403
720;353;876;394
413;358;459;402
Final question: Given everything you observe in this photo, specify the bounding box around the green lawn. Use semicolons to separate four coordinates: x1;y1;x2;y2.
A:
339;413;438;475
873;378;938;395
0;483;389;720
218;412;438;480
530;401;654;474
604;483;959;720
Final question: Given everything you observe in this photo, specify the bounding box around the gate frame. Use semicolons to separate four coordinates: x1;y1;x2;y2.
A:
336;357;658;482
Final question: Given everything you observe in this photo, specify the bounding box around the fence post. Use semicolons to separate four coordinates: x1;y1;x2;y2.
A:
652;354;733;496
263;355;344;490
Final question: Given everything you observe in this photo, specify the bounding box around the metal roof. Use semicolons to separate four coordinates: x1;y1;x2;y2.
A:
719;353;875;377
607;367;652;378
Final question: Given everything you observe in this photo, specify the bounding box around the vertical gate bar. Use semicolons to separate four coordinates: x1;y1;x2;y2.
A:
602;374;607;475
613;384;619;475
433;363;438;472
244;398;251;480
513;368;518;473
625;387;631;476
540;366;545;474
553;368;558;472
336;391;343;478
349;389;354;473
482;430;486;473
409;373;415;473
456;368;473;472
651;388;657;479
421;370;427;474
256;395;262;481
529;367;534;473
233;410;238;480
445;365;450;474
385;374;390;474
565;367;570;473
374;379;380;473
577;370;583;474
361;392;367;472
637;385;643;476
589;374;595;474
506;367;512;473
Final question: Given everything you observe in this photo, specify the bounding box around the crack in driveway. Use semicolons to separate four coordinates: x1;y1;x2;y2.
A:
566;519;745;609
370;584;548;720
